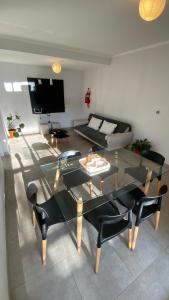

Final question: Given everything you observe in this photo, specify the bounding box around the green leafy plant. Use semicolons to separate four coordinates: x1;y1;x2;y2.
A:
7;114;25;138
131;138;151;154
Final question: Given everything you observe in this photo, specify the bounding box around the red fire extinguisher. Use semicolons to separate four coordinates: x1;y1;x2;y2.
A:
85;88;91;108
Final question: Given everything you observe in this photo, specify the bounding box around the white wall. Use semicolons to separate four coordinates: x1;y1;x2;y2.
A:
0;62;87;134
84;43;169;162
0;110;10;155
0;158;9;300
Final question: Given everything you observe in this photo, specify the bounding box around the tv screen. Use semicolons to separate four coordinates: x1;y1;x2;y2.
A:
27;78;65;114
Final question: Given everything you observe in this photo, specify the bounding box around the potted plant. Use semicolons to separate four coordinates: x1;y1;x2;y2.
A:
131;138;151;155
7;114;25;138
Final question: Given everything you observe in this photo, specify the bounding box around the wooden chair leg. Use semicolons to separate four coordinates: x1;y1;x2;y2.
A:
42;239;47;264
128;228;132;249
132;226;139;250
95;247;101;273
77;198;83;253
157;180;161;194
32;210;36;227
155;211;160;230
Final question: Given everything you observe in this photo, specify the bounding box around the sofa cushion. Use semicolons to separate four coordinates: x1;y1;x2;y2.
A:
99;121;117;135
88;113;131;133
75;125;107;147
88;117;102;130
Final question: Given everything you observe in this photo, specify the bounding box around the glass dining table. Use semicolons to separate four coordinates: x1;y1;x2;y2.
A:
40;148;169;251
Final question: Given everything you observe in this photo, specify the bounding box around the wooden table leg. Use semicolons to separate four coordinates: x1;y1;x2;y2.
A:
76;197;83;253
114;172;118;190
53;168;60;190
144;169;152;196
114;151;119;189
157;180;161;194
50;134;54;144
100;180;104;195
89;181;93;196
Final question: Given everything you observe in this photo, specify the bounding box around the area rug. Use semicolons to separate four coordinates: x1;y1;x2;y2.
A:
49;129;69;138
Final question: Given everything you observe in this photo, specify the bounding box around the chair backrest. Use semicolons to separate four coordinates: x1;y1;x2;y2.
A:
35;204;49;220
88;145;105;153
98;210;130;225
141;184;168;206
141;150;165;166
26;183;38;205
98;192;135;226
57;150;81;161
135;185;168;223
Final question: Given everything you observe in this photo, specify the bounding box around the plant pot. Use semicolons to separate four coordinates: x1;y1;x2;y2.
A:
8;129;16;139
134;149;141;155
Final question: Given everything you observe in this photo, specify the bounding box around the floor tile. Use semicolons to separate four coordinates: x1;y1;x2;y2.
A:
14;258;82;300
117;250;169;300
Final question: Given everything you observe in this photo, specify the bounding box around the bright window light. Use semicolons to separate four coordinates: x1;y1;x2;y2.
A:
13;82;23;92
4;81;35;92
4;82;13;92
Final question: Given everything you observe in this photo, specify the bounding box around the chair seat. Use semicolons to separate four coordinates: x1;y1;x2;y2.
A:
125;166;148;184
40;190;76;226
114;184;144;207
41;196;64;226
63;169;91;189
125;166;161;184
84;202;129;241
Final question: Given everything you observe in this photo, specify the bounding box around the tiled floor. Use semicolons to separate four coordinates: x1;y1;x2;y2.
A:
3;129;169;300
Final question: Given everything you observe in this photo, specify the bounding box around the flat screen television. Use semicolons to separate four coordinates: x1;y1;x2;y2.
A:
27;77;65;114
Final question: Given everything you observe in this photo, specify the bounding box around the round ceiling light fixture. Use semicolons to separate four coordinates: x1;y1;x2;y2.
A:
52;62;62;74
139;0;166;21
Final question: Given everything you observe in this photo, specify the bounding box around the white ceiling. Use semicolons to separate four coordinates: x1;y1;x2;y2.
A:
0;0;169;68
0;49;98;70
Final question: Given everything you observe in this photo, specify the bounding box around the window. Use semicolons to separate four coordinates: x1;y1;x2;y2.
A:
4;81;35;92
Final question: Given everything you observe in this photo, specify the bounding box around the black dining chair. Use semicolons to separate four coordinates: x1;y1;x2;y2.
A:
125;150;165;194
120;184;168;250
84;193;134;273
141;150;165;193
88;146;118;194
89;145;105;153
26;183;76;264
56;150;93;195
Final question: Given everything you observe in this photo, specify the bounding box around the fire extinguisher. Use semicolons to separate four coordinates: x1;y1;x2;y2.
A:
85;88;91;108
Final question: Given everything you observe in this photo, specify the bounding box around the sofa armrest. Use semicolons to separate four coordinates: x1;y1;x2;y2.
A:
73;118;88;127
105;131;133;150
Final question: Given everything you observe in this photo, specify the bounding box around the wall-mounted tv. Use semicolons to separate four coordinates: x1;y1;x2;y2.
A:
27;78;65;114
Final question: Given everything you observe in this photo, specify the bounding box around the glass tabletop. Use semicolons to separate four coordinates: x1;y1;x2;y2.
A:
40;148;169;222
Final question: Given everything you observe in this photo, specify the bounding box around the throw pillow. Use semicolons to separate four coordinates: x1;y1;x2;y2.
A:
88;117;102;130
99;121;117;135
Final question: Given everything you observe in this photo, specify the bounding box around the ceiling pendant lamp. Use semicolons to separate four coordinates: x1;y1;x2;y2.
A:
139;0;166;21
52;62;62;74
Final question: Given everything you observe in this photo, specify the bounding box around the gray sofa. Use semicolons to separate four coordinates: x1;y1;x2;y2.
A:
73;113;133;151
